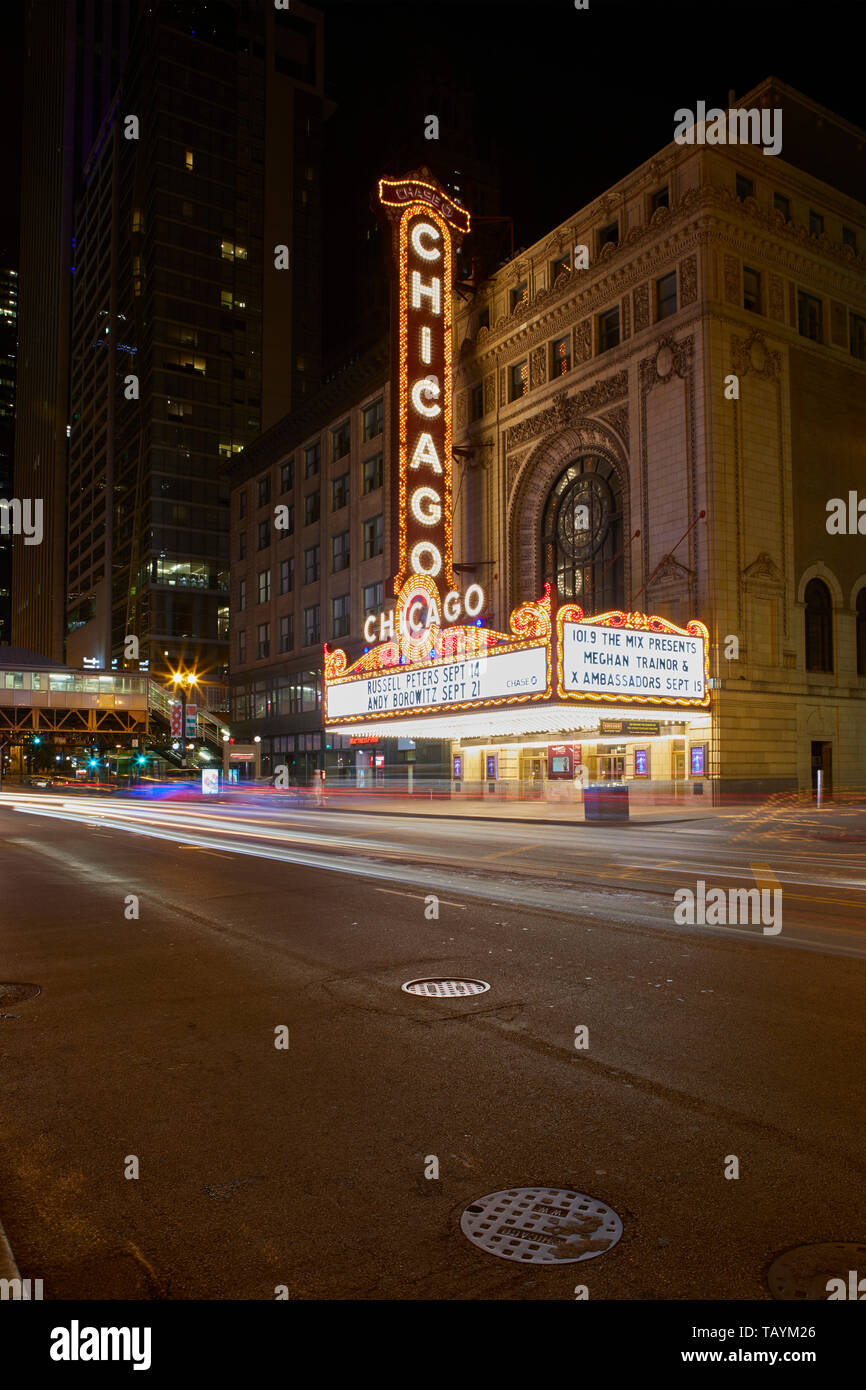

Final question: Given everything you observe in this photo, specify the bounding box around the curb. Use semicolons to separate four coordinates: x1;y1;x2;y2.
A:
0;1213;20;1281
306;804;722;829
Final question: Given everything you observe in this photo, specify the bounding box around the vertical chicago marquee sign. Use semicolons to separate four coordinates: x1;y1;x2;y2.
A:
379;171;468;613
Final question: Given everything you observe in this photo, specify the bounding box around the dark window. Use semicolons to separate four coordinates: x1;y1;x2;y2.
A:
238;489;247;519
363;514;383;559
510;282;527;312
363;581;383;615
331;419;350;460
362;399;383;441
773;192;791;221
305;491;320;525
279;614;293;653
551;254;569;283
598;220;618;250
851;313;866;361
842;225;858;252
798;291;823;342
332;530;350;572
331;593;350;638
257;475;270;507
363;453;383;494
857;589;866;676
598;307;620;352
650;186;669;213
257;569;270;603
804;578;833;672
809;209;824;238
477;307;490;331
541;455;624;611
743;266;762;314
509;361;528;400
237;629;246;662
736;174;754;201
332;472;350;510
469;383;484;421
551;336;571;377
280;557;294;594
656;272;677;320
304;442;320;478
257;519;270;550
280;459;294;493
256;622;270;660
304;605;320;646
304;545;320;584
238;531;246;561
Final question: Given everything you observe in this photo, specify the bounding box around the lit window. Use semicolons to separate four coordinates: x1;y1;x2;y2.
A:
551;336;571;378
509;361;528;400
185;150;194;171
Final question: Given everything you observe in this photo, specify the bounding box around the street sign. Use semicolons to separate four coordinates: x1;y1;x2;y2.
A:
170;702;183;737
184;703;197;738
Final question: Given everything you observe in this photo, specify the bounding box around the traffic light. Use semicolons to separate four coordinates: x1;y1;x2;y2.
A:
137;755;146;766
33;736;41;745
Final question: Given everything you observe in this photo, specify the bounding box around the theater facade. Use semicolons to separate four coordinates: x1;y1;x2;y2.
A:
234;79;866;799
322;173;714;803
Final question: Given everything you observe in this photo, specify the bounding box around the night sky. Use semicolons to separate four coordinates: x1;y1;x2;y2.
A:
319;0;866;254
2;1;862;289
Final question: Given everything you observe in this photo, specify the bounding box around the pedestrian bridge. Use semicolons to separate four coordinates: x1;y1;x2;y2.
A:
0;650;229;745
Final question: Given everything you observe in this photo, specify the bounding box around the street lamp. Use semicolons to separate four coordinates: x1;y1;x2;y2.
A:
170;669;198;768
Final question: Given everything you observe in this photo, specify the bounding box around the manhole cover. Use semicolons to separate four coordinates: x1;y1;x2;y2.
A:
461;1187;623;1264
768;1243;866;1300
401;978;490;998
0;984;41;1004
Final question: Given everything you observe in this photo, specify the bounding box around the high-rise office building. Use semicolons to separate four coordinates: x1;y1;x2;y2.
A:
64;0;326;681
13;0;134;660
16;0;326;678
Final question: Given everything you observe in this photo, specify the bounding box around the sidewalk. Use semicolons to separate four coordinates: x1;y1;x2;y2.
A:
259;790;726;826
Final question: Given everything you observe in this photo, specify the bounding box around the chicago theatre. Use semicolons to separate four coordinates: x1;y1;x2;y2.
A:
230;79;866;799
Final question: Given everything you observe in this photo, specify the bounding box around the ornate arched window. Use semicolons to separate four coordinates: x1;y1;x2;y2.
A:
804;578;833;672
541;455;624;611
856;588;866;677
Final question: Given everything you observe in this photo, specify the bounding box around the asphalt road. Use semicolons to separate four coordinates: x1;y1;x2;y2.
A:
1;793;864;1300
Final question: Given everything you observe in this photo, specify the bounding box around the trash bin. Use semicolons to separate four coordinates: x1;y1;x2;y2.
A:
583;782;629;822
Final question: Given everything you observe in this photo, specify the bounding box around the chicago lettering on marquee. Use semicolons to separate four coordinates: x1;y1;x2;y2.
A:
377;172;470;599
